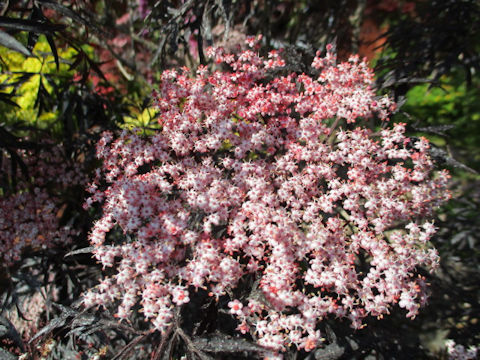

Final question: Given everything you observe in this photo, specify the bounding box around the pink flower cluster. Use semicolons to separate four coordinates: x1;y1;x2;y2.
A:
84;39;450;354
0;145;86;267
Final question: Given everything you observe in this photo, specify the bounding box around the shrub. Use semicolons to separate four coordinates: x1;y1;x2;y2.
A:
84;38;450;356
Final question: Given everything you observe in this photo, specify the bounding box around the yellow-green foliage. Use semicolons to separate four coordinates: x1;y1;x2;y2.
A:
403;72;480;170
123;107;159;134
1;35;157;134
0;35;78;127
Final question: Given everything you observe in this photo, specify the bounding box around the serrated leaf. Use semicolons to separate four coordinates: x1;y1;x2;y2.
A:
64;325;87;338
29;304;79;344
0;16;66;33
0;30;32;56
64;246;94;257
68;51;85;71
29;313;68;343
80;324;105;337
413;124;455;136
314;343;345;360
6;72;35;89
27;5;44;51
46;34;59;70
0;316;11;337
27;30;39;52
429;146;478;173
51;303;78;317
0;315;25;351
111;333;149;360
70;313;97;328
86;56;108;81
193;335;265;353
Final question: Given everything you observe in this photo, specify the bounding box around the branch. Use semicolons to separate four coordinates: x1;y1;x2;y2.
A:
176;327;214;360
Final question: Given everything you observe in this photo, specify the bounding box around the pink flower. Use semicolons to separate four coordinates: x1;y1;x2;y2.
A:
82;39;449;354
228;299;244;316
171;286;190;305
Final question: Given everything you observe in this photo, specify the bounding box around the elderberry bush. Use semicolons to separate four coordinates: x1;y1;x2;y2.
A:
82;38;449;358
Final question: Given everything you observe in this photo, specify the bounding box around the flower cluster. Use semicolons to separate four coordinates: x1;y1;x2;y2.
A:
446;340;479;360
0;145;86;266
84;39;449;354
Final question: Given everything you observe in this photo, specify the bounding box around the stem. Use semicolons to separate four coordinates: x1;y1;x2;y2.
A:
326;118;342;145
176;327;213;360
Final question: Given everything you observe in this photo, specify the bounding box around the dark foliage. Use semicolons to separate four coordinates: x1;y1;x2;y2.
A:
375;0;480;98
